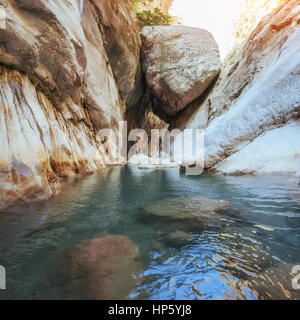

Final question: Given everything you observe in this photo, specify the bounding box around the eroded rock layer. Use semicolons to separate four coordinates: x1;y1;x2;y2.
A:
179;0;300;175
0;67;110;209
0;0;142;209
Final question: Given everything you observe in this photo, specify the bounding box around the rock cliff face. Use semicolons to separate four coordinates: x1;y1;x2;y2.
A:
179;0;300;175
0;0;142;209
233;0;288;47
0;67;109;209
1;0;122;130
93;0;144;109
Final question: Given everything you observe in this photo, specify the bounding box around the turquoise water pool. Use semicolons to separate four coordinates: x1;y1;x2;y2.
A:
0;166;300;300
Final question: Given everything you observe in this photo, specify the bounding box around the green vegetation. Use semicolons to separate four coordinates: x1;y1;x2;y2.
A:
131;1;174;28
136;8;174;27
130;0;141;12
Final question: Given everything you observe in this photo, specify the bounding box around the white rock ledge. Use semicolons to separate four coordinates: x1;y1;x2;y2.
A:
128;154;179;170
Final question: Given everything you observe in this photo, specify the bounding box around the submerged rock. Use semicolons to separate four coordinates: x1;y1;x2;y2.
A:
164;230;193;247
141;26;221;116
144;197;232;223
50;235;141;300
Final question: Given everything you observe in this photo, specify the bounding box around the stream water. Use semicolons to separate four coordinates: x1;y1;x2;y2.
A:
0;166;300;300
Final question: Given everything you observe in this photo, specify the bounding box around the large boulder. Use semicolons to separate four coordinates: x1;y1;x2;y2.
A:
50;235;141;300
141;26;221;116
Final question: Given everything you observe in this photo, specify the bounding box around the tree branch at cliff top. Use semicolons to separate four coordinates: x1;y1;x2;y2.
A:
131;0;176;27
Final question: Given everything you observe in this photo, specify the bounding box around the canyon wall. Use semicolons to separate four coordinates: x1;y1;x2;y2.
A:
0;0;142;209
233;0;288;46
178;0;300;175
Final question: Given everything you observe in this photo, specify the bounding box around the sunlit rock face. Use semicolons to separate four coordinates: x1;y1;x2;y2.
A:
214;121;300;175
233;0;288;47
0;0;142;208
50;235;141;300
141;26;221;117
0;0;125;131
0;67;110;210
179;0;300;175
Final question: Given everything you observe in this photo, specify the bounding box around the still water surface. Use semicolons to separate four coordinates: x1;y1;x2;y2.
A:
0;166;300;300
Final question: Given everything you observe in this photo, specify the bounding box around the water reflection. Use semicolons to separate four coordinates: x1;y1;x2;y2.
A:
0;167;300;299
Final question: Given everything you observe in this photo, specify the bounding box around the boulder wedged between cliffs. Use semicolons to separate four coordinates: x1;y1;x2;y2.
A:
141;25;222;117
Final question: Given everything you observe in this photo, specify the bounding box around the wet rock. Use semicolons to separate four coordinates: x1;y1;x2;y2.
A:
0;67;109;210
150;239;164;252
144;197;232;223
50;235;141;300
141;26;221;116
164;230;193;247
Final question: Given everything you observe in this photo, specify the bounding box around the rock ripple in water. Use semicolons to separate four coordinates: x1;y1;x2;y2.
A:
50;235;141;300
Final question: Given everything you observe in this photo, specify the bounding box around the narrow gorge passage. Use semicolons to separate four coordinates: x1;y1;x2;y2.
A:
0;0;299;302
